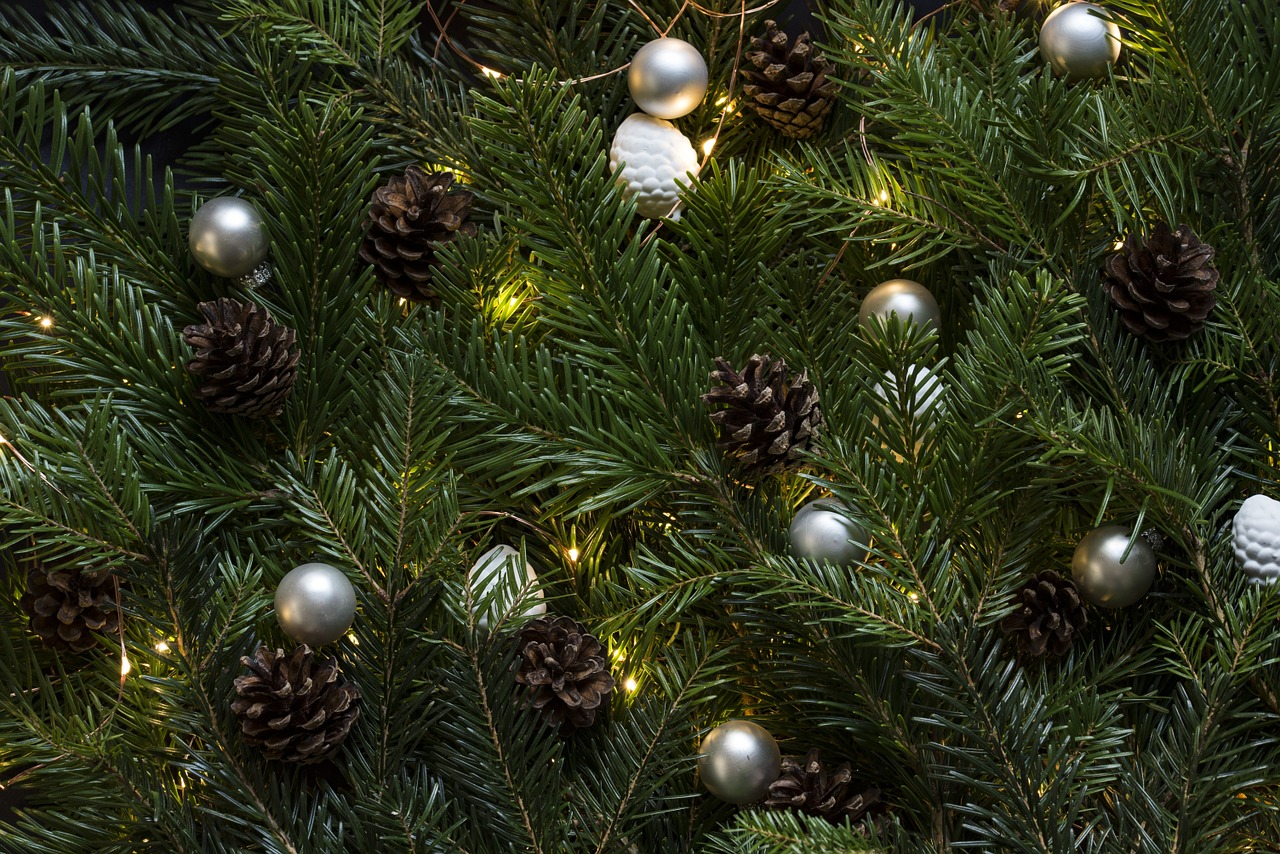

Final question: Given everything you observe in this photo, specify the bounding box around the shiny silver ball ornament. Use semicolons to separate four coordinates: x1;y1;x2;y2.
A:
698;720;782;804
1071;525;1156;608
275;562;357;646
789;498;870;568
189;197;270;278
858;279;941;333
1040;2;1121;82
628;38;709;120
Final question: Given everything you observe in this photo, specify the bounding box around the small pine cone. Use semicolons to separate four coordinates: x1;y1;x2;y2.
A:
742;21;840;139
231;646;360;764
1104;222;1219;342
182;298;299;418
766;749;881;826
1001;570;1088;658
359;166;478;303
514;615;615;731
701;354;822;473
20;567;122;653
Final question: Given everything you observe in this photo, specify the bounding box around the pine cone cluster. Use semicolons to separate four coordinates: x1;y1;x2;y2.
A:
1001;570;1088;658
1104;222;1219;342
702;354;822;472
742;21;840;139
183;298;299;418
514;615;615;731
359;166;478;303
766;749;881;826
20;566;122;653
231;646;360;764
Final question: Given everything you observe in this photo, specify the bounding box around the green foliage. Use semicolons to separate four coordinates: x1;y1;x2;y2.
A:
3;0;1280;850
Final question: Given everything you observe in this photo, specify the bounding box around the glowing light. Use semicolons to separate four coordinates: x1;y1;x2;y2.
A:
715;94;729;107
155;641;170;653
481;67;503;80
567;547;580;562
121;653;132;676
398;298;407;306
1113;239;1125;250
348;633;360;645
38;316;53;329
878;190;890;203
908;591;920;604
723;101;737;113
624;677;638;692
508;296;520;308
702;138;716;156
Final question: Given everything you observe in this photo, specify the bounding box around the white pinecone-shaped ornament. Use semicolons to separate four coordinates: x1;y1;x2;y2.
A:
609;113;699;219
1233;494;1280;584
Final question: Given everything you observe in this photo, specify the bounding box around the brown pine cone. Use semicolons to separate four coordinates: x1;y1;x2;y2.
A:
701;354;822;472
514;615;615;731
1001;570;1088;658
359;166;478;303
742;21;840;139
766;749;881;826
183;298;299;418
231;646;360;764
1104;222;1219;342
20;567;122;653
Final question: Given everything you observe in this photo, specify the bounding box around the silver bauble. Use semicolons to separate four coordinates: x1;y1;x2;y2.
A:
698;719;781;804
1039;2;1121;82
1232;494;1280;584
1071;525;1156;608
628;38;709;120
189;197;270;278
858;279;941;333
789;498;870;568
466;545;546;631
275;562;357;646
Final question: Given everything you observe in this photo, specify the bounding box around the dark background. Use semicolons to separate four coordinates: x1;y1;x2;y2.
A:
0;0;948;829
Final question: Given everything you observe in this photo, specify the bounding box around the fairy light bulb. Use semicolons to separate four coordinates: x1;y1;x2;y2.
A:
121;653;132;676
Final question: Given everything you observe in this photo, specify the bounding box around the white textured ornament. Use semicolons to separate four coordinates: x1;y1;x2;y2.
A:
609;113;699;219
873;365;945;419
1233;494;1280;584
466;545;546;630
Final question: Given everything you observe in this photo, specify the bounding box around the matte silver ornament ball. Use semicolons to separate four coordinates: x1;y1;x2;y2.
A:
858;279;941;333
789;498;870;568
275;562;357;646
628;38;709;120
1039;2;1121;82
189;197;270;278
1071;525;1156;609
698;719;781;804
